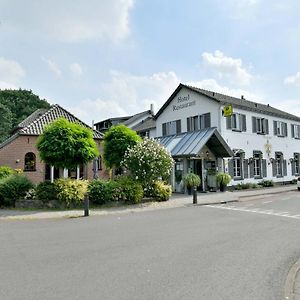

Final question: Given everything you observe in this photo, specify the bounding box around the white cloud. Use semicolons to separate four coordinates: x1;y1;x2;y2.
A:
2;0;134;43
70;63;83;77
69;70;180;123
41;57;62;78
0;57;25;89
202;50;253;85
284;72;300;86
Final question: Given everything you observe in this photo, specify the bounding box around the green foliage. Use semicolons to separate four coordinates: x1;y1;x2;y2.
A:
184;172;201;188
89;176;144;205
54;178;88;208
35;181;58;202
0;166;14;179
258;179;274;187
37;117;99;169
152;181;172;201
88;179;108;205
115;176;144;204
103;124;141;169
0;174;34;207
216;172;232;185
0;89;50;142
122;138;174;196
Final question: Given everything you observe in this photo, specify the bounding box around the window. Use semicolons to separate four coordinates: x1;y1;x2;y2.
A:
294;153;300;175
233;155;242;178
275;153;283;177
291;124;300;139
97;156;102;171
227;113;246;132
273;121;287;137
24;152;36;171
253;152;262;177
252;117;269;134
162;120;181;136
187;113;211;132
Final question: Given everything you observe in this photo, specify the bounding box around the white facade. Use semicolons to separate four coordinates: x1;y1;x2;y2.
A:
155;85;300;188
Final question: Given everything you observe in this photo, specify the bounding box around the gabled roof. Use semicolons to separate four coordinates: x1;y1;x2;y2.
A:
132;117;156;132
155;83;300;122
157;127;233;157
0;104;103;149
123;110;153;126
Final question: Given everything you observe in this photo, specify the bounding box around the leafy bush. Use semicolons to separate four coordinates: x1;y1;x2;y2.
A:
184;173;201;188
54;179;88;208
122;138;173;197
115;176;144;204
88;179;108;205
216;172;232;185
35;181;58;202
0;166;14;179
0;174;34;207
258;180;274;187
153;181;172;201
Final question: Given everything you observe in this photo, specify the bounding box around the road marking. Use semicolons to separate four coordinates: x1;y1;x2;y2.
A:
262;201;272;204
207;205;300;220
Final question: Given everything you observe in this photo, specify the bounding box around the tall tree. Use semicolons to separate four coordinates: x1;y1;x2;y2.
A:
103;124;142;170
0;89;50;142
37;118;99;170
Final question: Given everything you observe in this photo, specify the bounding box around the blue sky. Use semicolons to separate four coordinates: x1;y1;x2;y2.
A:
1;0;300;124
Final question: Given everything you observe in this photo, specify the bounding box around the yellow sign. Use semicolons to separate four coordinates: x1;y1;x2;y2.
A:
223;104;233;117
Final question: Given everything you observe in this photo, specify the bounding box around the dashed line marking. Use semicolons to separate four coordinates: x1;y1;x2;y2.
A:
262;201;272;204
207;205;300;219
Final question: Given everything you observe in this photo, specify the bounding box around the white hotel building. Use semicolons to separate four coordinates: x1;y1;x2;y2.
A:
152;84;300;193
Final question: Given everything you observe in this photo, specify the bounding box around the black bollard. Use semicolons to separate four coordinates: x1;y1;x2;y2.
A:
84;195;89;217
193;186;197;204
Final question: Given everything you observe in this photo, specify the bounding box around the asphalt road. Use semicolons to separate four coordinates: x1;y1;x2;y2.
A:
1;191;300;300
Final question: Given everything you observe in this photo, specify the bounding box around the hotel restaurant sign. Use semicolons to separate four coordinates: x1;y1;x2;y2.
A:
173;94;196;111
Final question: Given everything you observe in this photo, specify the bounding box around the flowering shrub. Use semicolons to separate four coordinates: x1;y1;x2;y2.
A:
122;138;174;196
153;181;172;201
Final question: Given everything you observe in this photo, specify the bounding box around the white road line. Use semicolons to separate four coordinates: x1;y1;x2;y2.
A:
206;205;300;220
262;201;273;204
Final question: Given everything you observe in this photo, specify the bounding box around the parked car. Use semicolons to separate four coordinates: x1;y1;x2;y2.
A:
297;177;300;191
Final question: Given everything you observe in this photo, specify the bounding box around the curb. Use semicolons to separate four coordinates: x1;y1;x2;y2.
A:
284;258;300;300
237;187;296;201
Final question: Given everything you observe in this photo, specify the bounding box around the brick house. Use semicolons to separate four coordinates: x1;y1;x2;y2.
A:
0;104;108;184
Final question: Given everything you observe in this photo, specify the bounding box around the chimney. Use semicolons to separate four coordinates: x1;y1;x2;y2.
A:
150;103;154;115
241;95;244;100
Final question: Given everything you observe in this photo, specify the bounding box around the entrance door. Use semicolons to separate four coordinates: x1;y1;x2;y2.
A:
194;160;203;191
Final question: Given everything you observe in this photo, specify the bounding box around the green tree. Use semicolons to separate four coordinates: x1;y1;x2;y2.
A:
37;117;99;170
0;89;50;142
0;104;13;143
103;124;141;170
122;138;174;196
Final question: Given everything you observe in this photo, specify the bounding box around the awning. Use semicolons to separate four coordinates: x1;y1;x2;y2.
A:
157;127;233;158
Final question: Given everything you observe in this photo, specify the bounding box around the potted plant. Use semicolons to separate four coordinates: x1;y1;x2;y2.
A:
184;172;201;195
216;172;231;192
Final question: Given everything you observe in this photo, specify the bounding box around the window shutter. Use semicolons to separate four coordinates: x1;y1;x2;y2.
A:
283;160;287;176
243;159;249;178
252;117;257;133
228;159;234;177
200;115;204;129
204;113;211;128
273;121;277;136
187;118;190;132
226;116;232;129
264;119;269;134
291;124;295;138
162;123;167;136
284;123;288;137
262;159;267;177
176;120;181;134
242;115;246;132
292;160;296;176
272;160;276;177
249;161;254;178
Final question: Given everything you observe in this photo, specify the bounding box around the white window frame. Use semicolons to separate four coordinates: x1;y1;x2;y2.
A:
232;113;242;131
292;124;300;139
233;154;242;178
253;153;262;177
256;118;266;134
276;153;283;177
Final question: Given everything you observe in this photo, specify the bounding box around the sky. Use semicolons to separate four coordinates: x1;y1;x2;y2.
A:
1;0;300;125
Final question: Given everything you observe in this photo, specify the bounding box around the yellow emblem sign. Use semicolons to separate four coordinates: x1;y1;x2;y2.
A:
223;104;233;117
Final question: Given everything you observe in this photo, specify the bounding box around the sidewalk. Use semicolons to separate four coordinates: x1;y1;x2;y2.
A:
0;184;297;221
285;258;300;300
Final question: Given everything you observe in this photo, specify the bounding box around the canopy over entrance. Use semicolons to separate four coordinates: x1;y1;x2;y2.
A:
157;127;233;158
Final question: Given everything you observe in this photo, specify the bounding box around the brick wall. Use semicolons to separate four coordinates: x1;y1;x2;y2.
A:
0;135;109;184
